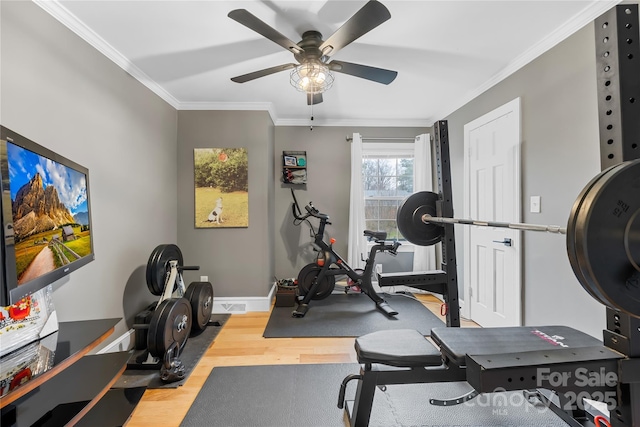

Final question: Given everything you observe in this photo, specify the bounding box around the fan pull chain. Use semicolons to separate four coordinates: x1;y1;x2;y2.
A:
310;100;314;131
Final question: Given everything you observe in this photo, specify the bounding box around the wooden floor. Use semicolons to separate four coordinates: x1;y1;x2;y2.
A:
125;294;477;427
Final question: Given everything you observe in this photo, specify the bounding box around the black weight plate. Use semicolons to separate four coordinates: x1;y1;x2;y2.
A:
147;300;165;357
297;263;335;300
573;159;640;317
147;298;192;358
147;299;165;357
146;244;184;296
185;281;214;332
566;163;624;306
145;245;164;295
396;191;443;246
572;162;633;310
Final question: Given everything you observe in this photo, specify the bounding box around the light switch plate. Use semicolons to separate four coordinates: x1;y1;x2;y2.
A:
530;196;541;213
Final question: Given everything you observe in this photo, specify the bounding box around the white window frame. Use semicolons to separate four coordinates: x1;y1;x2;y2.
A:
361;142;416;254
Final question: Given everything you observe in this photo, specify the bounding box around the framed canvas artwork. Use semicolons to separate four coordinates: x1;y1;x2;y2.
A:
194;148;248;228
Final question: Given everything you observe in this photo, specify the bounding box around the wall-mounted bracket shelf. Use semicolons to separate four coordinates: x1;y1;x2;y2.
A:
282;151;307;185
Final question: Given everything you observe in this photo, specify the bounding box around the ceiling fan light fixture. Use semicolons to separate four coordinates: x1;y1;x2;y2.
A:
290;61;334;94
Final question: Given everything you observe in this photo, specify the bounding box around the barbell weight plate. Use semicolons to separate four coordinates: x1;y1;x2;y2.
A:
185;281;214;332
566;163;625;307
573;159;640;317
571;162;626;309
146;244;184;296
147;298;192;358
145;245;164;295
147;298;170;357
396;191;444;246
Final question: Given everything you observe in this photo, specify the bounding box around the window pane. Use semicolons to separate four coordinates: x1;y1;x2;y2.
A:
378;220;397;238
396;183;412;196
379;176;397;196
362;158;378;177
379;200;398;220
365;199;379;219
364;176;378;196
365;220;379;231
378;158;396;176
398;158;413;175
397;158;414;195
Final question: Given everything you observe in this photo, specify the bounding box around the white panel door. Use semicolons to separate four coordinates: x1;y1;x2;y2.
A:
463;98;521;327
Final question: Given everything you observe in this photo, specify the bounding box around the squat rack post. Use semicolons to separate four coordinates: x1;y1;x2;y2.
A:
433;121;460;327
595;4;640;426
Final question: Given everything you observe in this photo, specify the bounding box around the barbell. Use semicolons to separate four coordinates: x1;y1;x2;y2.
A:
396;159;640;318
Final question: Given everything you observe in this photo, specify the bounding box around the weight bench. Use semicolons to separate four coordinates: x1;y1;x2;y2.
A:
339;326;623;427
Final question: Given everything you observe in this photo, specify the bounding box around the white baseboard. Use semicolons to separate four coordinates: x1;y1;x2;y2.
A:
212;283;276;314
98;284;276;353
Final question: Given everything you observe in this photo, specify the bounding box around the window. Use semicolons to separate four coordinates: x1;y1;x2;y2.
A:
362;143;415;240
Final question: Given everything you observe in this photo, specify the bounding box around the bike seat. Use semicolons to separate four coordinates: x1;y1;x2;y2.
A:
363;230;387;241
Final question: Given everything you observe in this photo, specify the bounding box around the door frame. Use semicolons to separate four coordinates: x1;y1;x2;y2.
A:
461;97;522;324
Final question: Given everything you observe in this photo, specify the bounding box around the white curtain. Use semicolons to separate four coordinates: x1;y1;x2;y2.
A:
348;133;367;269
412;134;436;271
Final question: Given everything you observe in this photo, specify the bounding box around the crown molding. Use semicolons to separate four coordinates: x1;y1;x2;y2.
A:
430;0;623;122
33;0;181;109
179;103;429;127
274;117;431;128
179;101;278;124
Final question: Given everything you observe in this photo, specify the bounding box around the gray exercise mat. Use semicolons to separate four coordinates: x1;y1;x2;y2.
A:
113;314;230;389
180;363;570;427
264;292;445;337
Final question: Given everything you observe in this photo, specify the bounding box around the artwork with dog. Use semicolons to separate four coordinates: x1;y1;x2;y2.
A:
194;148;249;228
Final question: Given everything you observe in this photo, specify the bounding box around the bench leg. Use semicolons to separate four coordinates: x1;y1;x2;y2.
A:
350;367;379;427
346;363;466;426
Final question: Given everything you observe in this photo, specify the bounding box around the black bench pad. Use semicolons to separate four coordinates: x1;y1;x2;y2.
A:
431;325;603;366
355;329;441;367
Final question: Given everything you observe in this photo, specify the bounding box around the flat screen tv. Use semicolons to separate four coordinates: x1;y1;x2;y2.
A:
0;126;94;307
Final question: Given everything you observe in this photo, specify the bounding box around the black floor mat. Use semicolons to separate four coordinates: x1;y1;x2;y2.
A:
263;292;444;337
113;314;229;389
180;363;570;427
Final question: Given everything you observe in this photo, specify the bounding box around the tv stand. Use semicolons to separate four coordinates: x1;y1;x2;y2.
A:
0;318;134;427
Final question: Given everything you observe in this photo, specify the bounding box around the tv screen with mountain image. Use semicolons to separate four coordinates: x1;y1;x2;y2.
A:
0;126;94;306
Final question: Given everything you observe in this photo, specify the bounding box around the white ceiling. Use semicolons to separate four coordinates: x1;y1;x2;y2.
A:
36;0;620;127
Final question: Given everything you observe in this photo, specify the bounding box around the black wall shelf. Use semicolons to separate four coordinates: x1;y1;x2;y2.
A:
282;151;307;184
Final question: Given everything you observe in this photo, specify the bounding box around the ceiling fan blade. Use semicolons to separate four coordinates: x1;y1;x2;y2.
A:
319;1;391;57
231;63;297;83
307;93;323;105
228;9;304;55
328;60;397;85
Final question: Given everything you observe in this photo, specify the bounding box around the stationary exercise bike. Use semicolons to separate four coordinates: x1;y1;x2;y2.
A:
290;190;400;318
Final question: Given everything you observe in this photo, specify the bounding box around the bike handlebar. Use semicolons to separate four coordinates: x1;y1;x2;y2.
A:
290;189;330;222
379;240;401;253
305;204;329;220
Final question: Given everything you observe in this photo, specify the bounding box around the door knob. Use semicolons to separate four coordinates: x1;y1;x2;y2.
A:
492;238;512;247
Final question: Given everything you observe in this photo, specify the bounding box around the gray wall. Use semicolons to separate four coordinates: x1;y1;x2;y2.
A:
274;126;428;281
177;111;275;297
1;2;178;344
444;23;605;337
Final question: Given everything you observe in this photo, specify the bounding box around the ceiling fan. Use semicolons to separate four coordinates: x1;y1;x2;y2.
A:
228;0;398;105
